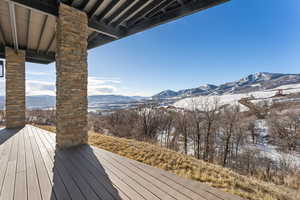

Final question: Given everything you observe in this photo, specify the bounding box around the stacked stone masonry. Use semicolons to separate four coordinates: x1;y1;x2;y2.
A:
56;3;88;148
5;47;26;128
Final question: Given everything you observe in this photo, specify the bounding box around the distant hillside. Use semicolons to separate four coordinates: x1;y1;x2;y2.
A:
153;72;300;99
0;95;144;109
88;95;140;104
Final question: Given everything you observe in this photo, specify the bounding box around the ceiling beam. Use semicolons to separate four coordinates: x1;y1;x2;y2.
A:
0;24;6;45
26;9;31;49
125;0;171;27
8;1;19;50
87;0;104;18
87;0;229;49
78;0;90;10
88;18;126;39
96;0;121;21
2;0;230;62
105;0;135;25
128;0;229;35
0;45;55;64
7;0;58;16
45;31;56;53
6;0;123;40
146;0;175;18
87;34;115;49
25;49;55;64
115;0;154;27
0;46;4;58
37;15;48;51
111;0;150;27
71;0;81;7
87;32;99;42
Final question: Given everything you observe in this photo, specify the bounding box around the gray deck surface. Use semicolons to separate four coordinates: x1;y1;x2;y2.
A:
0;125;244;200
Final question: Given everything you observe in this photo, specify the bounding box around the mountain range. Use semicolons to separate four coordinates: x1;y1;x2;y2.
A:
152;72;300;99
0;72;299;109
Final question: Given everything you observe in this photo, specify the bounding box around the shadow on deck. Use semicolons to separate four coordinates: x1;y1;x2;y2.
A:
0;125;244;200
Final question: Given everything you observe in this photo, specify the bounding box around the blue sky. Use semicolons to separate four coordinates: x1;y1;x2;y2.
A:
2;0;300;97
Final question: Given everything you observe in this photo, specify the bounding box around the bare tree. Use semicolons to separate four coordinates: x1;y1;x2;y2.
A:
26;109;56;125
219;105;240;167
247;120;257;144
104;109;139;138
137;105;164;141
269;111;300;152
201;97;221;162
159;109;175;148
175;110;192;155
190;98;204;159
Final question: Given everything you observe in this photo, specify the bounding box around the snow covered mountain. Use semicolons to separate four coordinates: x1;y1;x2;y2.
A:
153;90;179;99
153;72;300;99
152;84;218;99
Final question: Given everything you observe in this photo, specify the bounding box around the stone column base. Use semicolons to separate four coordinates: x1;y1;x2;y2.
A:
56;3;88;148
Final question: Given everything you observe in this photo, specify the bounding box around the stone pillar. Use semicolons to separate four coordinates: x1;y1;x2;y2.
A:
5;47;26;128
56;3;88;148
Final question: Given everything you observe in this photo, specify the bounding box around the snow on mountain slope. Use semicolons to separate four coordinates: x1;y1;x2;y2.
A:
174;83;300;111
152;90;178;99
153;72;300;99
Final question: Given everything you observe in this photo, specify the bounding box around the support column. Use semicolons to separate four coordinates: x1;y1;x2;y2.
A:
56;3;88;148
5;47;26;128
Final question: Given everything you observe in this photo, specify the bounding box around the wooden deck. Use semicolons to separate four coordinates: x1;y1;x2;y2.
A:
0;125;244;200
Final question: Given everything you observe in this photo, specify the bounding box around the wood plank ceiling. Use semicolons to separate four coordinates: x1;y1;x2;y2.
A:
0;0;229;64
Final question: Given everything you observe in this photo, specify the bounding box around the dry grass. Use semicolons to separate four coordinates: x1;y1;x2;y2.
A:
37;125;299;200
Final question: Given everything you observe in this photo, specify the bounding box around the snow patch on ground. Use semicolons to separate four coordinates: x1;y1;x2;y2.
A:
174;84;300;111
249;120;300;168
255;120;269;137
248;143;300;168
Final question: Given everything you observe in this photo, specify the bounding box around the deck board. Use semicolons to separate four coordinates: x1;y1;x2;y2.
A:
0;130;14;200
28;127;56;200
0;125;245;200
31;127;71;200
93;148;203;200
14;128;27;200
24;125;43;200
34;128;85;200
0;130;18;200
38;131;122;200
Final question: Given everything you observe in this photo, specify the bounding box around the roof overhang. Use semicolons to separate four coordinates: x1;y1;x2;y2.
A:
0;0;229;64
